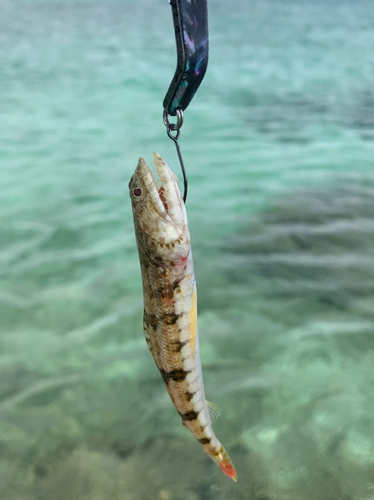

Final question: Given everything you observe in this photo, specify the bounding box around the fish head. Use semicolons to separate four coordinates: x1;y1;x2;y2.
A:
129;153;190;261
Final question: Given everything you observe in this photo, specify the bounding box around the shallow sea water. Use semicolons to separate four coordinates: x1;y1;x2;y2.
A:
1;0;374;499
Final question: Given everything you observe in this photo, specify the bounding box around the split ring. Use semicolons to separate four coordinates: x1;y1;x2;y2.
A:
163;108;184;131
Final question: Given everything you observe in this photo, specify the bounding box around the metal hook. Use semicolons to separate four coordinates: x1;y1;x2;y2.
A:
163;109;187;203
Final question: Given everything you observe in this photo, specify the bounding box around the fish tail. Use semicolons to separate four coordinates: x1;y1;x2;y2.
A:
210;445;237;482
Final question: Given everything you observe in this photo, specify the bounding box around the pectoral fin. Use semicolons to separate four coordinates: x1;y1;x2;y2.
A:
207;401;220;424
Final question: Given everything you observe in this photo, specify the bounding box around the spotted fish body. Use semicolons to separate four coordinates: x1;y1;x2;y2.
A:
129;153;237;481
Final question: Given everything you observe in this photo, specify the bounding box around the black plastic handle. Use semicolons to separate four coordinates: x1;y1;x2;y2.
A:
163;0;209;116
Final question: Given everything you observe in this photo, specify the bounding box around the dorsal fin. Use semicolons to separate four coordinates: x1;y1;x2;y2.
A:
207;401;220;423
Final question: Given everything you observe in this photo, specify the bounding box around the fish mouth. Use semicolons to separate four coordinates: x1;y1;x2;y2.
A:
134;153;185;224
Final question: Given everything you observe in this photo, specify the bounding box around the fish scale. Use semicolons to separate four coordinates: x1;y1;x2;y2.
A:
129;152;237;482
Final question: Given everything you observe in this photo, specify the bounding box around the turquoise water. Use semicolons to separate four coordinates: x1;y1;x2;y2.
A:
1;0;374;498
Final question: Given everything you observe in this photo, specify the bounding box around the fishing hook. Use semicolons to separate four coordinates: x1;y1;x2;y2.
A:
163;109;188;203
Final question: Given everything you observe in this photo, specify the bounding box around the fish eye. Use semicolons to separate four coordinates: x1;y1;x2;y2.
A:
134;188;142;197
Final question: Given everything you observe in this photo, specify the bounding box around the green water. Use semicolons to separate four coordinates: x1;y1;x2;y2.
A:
1;0;374;498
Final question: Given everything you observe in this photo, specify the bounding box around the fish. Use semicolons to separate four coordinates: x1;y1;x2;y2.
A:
129;152;237;481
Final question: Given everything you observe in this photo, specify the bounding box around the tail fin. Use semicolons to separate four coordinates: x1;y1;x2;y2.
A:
211;446;237;482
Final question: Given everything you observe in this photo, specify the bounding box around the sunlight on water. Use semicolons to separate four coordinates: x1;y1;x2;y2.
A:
0;0;374;499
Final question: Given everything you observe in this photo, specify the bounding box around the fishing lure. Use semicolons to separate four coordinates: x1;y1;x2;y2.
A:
163;0;209;204
163;0;209;117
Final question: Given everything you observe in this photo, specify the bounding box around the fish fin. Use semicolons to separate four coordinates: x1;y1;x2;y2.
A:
219;457;237;482
207;401;220;423
210;446;237;482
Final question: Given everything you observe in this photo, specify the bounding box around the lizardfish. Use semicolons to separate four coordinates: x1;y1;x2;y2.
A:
129;152;237;481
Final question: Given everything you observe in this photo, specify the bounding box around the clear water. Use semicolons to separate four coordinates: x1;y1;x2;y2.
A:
1;0;374;499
